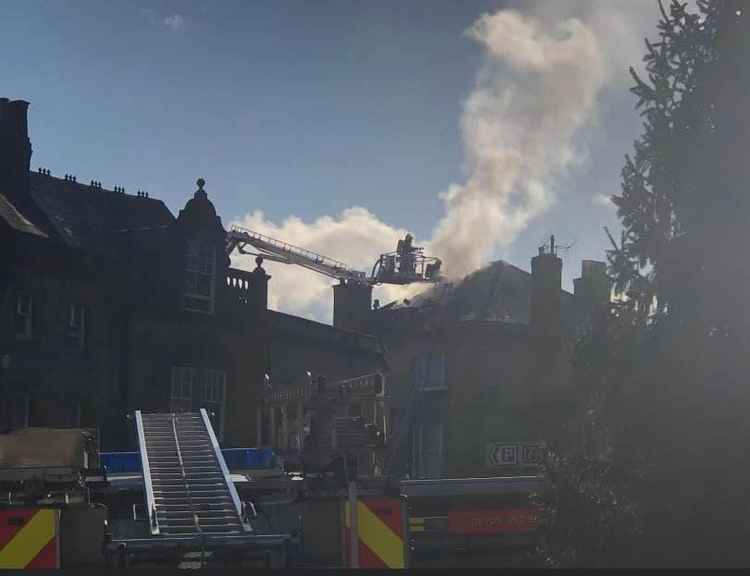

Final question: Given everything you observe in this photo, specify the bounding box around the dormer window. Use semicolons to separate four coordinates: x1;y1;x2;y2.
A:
184;239;215;313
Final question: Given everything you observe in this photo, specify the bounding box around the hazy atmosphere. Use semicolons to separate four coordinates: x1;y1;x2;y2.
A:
3;0;750;569
2;0;663;321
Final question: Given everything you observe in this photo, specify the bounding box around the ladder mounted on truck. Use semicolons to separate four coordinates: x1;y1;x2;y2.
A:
135;409;250;536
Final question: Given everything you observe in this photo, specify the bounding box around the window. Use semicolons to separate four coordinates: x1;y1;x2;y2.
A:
427;352;446;390
412;355;426;390
414;422;443;479
14;293;32;340
170;366;194;412
66;304;86;348
203;369;226;440
184;240;216;313
413;351;447;391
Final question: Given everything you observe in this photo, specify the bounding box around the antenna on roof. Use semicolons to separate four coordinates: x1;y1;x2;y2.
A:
538;235;575;256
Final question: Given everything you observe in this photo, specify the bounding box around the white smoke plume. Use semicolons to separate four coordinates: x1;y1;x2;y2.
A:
428;9;606;277
233;2;658;322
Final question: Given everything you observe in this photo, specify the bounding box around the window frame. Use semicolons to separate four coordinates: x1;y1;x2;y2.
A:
427;351;446;391
414;351;447;392
170;366;194;412
203;369;226;440
184;239;216;314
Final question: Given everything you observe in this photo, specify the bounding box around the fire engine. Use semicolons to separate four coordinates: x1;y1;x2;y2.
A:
0;230;547;568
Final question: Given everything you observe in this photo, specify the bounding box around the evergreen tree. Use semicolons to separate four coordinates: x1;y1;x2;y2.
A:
537;1;750;567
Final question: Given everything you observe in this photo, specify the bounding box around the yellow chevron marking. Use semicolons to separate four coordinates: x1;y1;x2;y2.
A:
0;509;57;569
357;501;404;568
345;501;405;568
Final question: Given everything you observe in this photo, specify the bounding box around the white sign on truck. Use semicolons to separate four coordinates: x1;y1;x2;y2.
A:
486;442;545;468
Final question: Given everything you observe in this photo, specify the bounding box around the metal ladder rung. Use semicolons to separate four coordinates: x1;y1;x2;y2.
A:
136;410;249;537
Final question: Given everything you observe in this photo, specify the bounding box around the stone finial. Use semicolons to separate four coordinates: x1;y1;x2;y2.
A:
194;177;208;200
255;255;264;269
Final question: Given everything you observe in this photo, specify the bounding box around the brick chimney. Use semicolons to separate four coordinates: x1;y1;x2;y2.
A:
529;236;563;398
0;98;32;203
333;280;372;333
530;236;562;344
573;260;609;335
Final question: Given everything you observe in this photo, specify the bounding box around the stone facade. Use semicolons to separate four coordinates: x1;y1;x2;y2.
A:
0;98;385;452
367;250;606;479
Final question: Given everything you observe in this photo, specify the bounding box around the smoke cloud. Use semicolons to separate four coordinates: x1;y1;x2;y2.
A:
428;10;606;277
233;3;658;321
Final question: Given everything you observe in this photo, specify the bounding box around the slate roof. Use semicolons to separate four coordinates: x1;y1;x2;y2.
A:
377;259;577;333
26;172;174;252
269;310;384;355
267;309;388;390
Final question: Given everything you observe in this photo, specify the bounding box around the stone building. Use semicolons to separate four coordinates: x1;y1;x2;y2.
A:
0;97;385;451
364;250;609;479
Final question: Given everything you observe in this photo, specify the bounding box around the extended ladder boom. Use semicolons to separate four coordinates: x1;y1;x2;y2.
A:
227;226;369;284
227;226;442;286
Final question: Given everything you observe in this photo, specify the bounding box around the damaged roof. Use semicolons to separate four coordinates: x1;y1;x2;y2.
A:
376;259;576;331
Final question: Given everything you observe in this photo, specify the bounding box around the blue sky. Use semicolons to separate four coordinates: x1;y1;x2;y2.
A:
1;0;661;321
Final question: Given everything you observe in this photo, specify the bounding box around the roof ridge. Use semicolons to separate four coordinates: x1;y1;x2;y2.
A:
30;171;163;203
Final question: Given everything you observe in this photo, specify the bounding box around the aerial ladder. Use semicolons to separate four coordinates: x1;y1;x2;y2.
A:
226;226;442;286
134;409;250;538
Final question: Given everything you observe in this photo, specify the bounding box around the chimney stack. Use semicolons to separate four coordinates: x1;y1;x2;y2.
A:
529;236;563;398
0;99;32;203
530;235;562;345
573;260;609;335
333;279;372;333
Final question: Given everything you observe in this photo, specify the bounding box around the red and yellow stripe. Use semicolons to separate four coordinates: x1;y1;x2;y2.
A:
0;509;59;569
345;498;405;569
